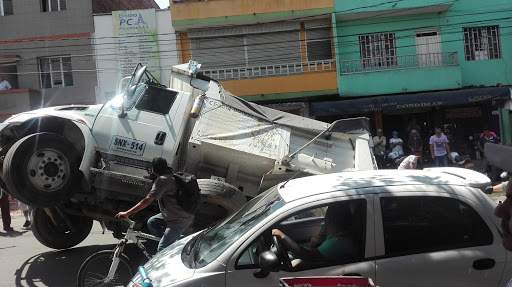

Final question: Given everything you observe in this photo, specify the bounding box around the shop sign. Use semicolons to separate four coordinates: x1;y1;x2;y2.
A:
445;107;482;119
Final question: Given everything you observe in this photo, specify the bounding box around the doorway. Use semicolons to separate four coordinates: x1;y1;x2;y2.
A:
415;30;442;67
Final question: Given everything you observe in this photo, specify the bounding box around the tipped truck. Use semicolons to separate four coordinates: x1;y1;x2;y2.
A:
0;62;376;249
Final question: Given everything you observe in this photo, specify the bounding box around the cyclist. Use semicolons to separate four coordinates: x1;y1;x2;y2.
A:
115;157;193;252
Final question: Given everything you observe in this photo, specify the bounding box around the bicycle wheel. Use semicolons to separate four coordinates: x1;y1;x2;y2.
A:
77;250;134;287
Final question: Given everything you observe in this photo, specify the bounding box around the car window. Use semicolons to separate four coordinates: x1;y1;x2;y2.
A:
236;198;366;270
284;206;328;221
194;186;285;268
135;86;177;114
380;196;493;257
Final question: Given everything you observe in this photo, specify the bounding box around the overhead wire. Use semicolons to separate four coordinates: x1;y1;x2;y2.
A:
1;3;511;75
1;2;511;51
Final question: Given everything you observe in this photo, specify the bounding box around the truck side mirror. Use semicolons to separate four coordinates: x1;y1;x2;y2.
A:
253;251;280;278
126;85;138;100
118;85;138;118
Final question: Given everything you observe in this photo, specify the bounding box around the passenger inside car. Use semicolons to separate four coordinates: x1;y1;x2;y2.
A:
272;202;359;267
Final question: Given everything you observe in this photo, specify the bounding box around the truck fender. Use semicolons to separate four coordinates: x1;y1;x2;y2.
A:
0;116;98;192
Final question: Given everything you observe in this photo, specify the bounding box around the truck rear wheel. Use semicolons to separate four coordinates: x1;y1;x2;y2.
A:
3;133;81;207
31;207;93;249
193;179;247;230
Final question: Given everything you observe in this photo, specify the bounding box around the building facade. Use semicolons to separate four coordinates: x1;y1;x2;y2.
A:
0;0;98;122
93;8;178;104
313;0;512;146
170;0;337;116
0;0;160;122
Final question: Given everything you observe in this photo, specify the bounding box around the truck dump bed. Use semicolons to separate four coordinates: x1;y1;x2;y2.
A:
174;75;375;197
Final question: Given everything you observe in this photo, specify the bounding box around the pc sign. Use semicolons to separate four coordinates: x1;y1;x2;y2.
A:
112;9;161;82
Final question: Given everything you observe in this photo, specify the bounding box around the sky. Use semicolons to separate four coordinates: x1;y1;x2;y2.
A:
155;0;170;9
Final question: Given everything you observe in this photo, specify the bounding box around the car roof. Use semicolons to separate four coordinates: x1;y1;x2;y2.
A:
277;168;491;203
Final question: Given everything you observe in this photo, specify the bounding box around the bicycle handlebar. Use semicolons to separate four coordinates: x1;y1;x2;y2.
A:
123;217;136;229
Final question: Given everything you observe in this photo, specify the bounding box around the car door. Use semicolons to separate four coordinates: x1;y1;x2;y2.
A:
92;84;181;162
374;190;506;287
224;195;377;287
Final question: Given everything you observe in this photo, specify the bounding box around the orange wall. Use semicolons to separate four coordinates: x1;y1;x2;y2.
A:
171;0;333;21
177;33;191;63
220;71;338;97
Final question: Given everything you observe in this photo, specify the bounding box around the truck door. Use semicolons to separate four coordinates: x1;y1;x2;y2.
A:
92;84;180;162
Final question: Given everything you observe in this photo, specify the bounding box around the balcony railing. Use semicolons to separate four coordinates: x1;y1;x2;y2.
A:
340;52;458;75
202;59;336;81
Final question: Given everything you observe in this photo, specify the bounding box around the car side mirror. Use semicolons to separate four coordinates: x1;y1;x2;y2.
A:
253;251;280;278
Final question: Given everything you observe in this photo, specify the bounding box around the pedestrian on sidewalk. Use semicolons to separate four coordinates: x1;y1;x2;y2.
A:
389;131;404;159
478;127;500;184
429;127;451;167
373;129;386;169
0;188;13;232
0;74;11;91
407;129;423;155
398;154;421;170
18;201;31;228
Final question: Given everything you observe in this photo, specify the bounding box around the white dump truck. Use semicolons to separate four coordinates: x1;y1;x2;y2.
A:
0;62;375;249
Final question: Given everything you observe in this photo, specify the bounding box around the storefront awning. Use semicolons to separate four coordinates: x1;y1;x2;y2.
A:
312;87;511;116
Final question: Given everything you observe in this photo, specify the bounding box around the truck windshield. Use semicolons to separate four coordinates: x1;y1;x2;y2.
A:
194;186;284;267
109;84;146;111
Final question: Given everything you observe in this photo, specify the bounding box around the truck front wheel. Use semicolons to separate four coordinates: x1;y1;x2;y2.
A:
3;133;82;207
193;179;247;230
31;207;93;249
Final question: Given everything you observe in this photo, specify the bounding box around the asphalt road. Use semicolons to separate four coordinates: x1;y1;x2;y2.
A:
0;213;146;287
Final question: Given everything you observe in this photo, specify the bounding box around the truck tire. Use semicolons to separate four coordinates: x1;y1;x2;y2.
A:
193;179;247;230
31;207;93;249
3;133;81;207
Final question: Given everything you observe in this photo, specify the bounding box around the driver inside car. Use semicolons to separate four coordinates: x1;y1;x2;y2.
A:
271;203;357;267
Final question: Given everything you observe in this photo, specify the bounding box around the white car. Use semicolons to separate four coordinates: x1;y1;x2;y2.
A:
129;168;512;287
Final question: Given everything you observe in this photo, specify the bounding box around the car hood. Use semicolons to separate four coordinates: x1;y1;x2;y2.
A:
129;234;196;286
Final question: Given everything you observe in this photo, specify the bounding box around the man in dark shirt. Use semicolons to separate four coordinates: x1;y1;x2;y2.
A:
408;129;422;155
115;157;194;252
478;127;500;183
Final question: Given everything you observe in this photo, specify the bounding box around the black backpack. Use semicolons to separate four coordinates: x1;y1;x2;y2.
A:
173;172;201;214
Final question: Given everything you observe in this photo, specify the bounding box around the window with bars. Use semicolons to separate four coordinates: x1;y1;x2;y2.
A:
306;27;333;61
41;0;66;12
358;33;396;68
39;56;73;88
0;0;13;16
463;26;500;61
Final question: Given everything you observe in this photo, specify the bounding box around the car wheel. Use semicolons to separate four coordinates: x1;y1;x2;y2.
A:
3;133;82;207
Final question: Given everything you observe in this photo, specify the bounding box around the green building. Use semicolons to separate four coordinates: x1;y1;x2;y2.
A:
313;0;512;146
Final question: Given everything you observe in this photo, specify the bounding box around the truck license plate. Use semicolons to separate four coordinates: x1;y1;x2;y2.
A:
110;136;146;156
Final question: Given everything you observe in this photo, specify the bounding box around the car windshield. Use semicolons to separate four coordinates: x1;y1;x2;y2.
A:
109;84;146;111
194;185;284;267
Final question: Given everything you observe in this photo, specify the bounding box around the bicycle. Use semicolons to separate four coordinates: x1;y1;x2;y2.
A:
77;217;160;287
